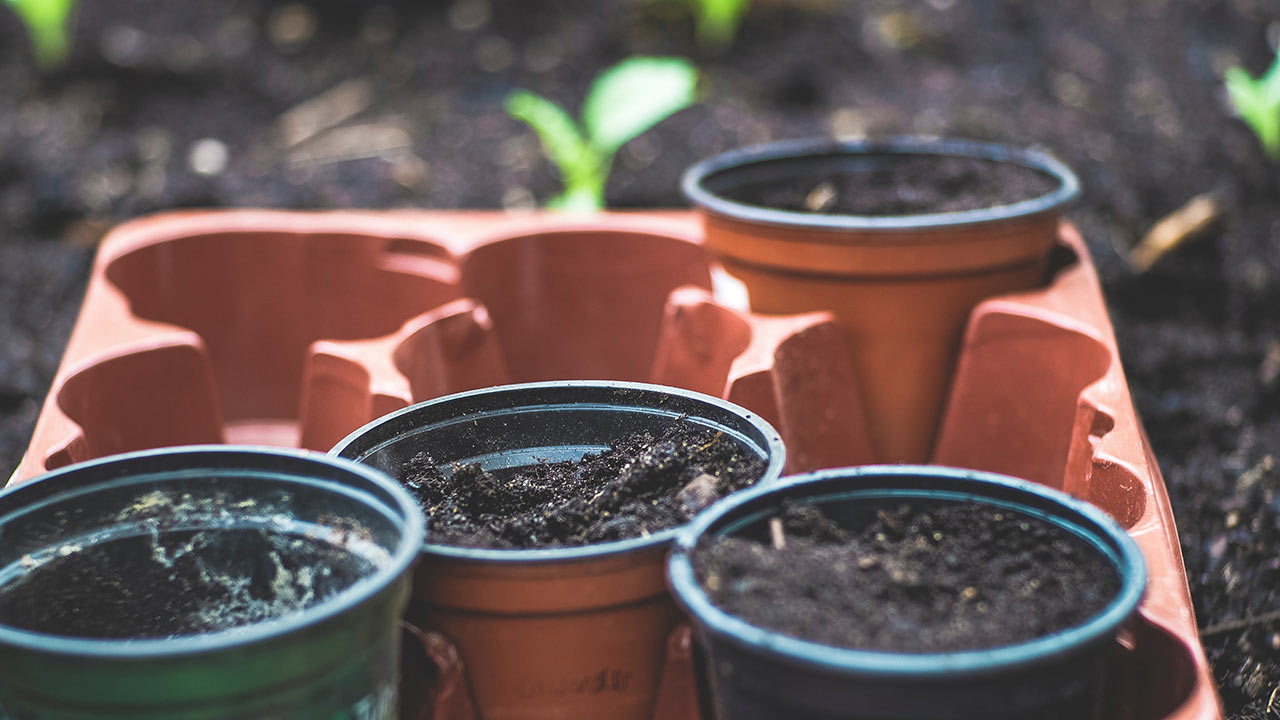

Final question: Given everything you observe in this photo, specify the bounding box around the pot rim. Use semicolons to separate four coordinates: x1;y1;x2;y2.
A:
0;445;426;660
330;380;787;566
667;464;1147;678
680;136;1081;232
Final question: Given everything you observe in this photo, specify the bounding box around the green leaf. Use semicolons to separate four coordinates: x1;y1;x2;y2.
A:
1263;48;1280;104
506;89;607;208
1226;64;1280;161
1226;67;1265;116
580;57;699;156
694;0;750;50
5;0;76;68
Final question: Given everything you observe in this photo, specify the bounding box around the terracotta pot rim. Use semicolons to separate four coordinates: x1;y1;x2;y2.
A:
330;380;787;567
0;445;425;661
681;136;1081;232
667;464;1146;678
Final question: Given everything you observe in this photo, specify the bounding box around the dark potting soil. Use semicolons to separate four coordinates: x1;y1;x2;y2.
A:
722;154;1061;216
398;423;766;549
695;501;1120;653
0;528;375;639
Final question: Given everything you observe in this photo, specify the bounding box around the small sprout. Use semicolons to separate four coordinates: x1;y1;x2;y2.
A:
506;56;699;211
688;0;750;51
1224;48;1280;161
5;0;77;69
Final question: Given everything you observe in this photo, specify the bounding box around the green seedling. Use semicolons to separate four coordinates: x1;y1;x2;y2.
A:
688;0;749;50
506;56;699;211
1225;48;1280;161
5;0;76;68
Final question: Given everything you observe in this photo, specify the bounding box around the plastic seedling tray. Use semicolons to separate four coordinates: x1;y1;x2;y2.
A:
11;210;1221;720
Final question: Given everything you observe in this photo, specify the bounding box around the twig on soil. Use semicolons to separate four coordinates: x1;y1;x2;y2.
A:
875;509;901;537
285;122;412;169
769;517;786;550
695;431;724;453
1127;192;1224;273
277;78;375;148
804;180;837;212
1199;608;1280;638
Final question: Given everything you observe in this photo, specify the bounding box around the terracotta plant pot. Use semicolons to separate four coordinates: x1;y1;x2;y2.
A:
330;381;786;720
667;465;1146;720
0;446;425;718
682;137;1081;463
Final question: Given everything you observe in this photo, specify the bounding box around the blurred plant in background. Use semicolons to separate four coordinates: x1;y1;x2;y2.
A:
1225;47;1280;161
4;0;76;68
506;56;699;211
685;0;749;51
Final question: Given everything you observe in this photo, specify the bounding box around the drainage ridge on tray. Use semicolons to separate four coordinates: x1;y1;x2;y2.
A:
13;210;1219;720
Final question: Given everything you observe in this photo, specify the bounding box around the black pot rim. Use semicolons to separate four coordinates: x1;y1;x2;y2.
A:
330;380;787;566
0;445;425;660
667;464;1147;678
680;136;1082;232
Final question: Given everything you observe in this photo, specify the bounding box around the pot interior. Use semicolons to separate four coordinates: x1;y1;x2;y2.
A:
672;467;1146;669
338;383;781;485
0;456;405;641
333;382;785;559
712;487;1122;568
686;137;1080;227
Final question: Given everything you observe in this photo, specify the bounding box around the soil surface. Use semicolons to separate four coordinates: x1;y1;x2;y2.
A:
722;154;1060;215
695;501;1120;652
0;528;373;638
0;0;1277;715
399;424;766;548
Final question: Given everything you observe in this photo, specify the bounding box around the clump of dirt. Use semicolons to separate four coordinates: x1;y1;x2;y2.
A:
694;501;1121;652
724;154;1060;216
0;527;376;639
398;423;767;548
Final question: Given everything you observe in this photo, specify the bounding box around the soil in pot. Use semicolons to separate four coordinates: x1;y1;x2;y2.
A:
0;527;379;639
399;423;766;548
723;155;1060;216
694;500;1120;652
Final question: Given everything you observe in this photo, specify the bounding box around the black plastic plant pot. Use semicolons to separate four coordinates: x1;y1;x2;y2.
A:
0;446;425;719
330;380;786;720
667;465;1146;720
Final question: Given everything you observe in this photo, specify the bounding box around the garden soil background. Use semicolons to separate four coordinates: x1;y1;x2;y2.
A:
0;0;1277;716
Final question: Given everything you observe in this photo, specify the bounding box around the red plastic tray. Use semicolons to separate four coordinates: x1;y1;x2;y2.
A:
10;210;1221;720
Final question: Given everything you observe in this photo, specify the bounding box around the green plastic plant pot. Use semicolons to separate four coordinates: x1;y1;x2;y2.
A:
667;465;1146;720
0;446;425;719
331;380;785;720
